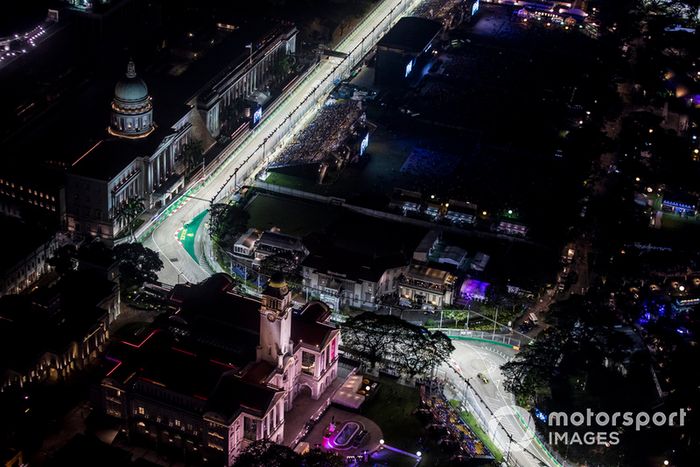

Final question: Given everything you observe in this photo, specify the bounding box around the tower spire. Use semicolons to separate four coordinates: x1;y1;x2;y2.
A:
126;59;136;79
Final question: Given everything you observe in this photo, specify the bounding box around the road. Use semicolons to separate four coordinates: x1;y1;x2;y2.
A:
444;340;562;467
143;0;420;285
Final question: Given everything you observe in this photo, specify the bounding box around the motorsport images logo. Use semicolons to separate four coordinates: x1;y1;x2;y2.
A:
486;406;688;451
547;408;687;446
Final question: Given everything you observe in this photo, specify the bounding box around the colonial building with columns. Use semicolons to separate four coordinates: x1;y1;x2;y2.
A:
96;273;339;466
65;25;297;240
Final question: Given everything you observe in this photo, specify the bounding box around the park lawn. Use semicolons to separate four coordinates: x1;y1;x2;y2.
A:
459;410;504;463
361;378;424;452
245;192;338;237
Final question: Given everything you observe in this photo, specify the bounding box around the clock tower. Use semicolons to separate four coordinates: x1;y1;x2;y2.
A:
257;273;293;367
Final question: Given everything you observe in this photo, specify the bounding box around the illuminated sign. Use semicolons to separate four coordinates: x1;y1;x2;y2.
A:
252;106;263;125
360;132;369;156
471;0;480;16
404;58;415;78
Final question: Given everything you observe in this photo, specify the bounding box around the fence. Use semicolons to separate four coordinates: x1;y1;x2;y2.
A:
438;364;567;467
432;328;528;349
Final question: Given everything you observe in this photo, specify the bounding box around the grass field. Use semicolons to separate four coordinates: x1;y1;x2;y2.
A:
245;192;339;237
455;405;504;463
361;379;424;453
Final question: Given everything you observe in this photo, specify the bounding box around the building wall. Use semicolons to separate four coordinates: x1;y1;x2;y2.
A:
66;173;116;239
0;176;65;222
292;335;339;402
302;265;406;310
375;47;417;86
1;316;108;392
398;283;453;307
0;233;63;297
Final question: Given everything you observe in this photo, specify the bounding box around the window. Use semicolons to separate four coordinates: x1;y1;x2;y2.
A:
243;417;257;441
301;352;315;375
137;406;145;415
175;419;181;427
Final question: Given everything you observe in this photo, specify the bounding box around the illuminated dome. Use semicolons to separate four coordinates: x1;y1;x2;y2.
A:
109;60;155;139
114;69;149;102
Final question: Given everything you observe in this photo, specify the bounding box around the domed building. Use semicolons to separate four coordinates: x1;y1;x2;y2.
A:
108;60;155;138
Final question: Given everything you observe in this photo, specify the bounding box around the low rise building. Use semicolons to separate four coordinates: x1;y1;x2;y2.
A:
302;247;407;310
412;230;440;263
445;199;477;225
0;217;67;297
254;230;309;263
0;269;118;392
96;274;340;466
233;228;262;257
399;263;456;307
496;219;528;237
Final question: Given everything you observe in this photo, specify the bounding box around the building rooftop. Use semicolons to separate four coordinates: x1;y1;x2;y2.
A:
105;274;336;419
404;263;454;285
105;330;280;419
2;20;290;181
258;230;307;251
0;269;114;375
377;16;442;54
302;245;407;283
0;216;55;273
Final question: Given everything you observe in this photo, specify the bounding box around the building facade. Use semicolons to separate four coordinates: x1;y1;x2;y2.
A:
302;248;407;311
0;269;118;392
398;263;456;307
97;274;339;466
65;27;298;240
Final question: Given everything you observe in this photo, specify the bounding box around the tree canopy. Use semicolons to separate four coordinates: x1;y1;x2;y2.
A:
342;312;454;377
209;203;250;247
48;244;78;275
233;440;343;467
113;243;164;290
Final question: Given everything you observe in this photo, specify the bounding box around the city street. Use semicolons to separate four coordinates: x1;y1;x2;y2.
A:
445;340;561;467
143;0;422;285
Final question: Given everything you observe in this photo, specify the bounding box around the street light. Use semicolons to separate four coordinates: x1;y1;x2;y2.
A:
416;451;422;458
379;439;384;446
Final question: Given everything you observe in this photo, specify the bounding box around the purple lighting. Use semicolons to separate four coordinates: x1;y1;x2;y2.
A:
460;279;490;300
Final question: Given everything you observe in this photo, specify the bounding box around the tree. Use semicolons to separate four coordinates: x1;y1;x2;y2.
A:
259;251;302;284
272;54;294;84
233;441;344;467
444;309;468;327
181;140;204;175
342;312;397;370
114;197;145;240
501;328;562;407
113;243;163;290
209;203;250;246
395;326;454;379
342;313;454;377
48;244;78;275
233;440;300;467
301;448;344;467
